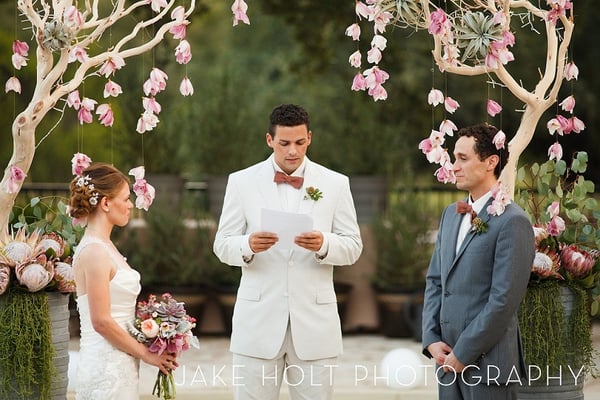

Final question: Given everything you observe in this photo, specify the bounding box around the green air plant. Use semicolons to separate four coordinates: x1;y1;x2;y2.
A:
454;11;503;62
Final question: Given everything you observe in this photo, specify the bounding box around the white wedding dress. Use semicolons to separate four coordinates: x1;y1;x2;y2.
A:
74;236;141;400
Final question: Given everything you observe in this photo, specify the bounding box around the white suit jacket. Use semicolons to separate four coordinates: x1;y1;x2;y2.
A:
213;155;362;360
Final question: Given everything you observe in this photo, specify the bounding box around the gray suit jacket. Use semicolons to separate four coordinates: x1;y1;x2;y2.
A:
213;155;363;360
422;198;534;383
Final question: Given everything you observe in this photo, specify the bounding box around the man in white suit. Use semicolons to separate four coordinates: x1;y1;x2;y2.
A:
213;104;363;400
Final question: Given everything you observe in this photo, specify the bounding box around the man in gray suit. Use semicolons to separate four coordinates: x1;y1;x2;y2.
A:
422;123;535;399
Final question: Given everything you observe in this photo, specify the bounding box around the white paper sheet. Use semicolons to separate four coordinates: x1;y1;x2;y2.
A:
260;208;313;251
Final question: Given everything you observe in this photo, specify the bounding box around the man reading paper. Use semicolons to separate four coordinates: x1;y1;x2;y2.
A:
213;103;363;400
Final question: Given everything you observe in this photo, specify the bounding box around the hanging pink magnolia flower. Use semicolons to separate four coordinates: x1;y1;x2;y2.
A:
559;95;575;113
570;116;585;133
546;201;560;219
564;61;578;81
428;8;449;35
136;112;160;133
367;47;382;64
171;5;186;21
6;166;27;193
363;66;389;88
12;40;29;57
96;104;114;127
348;51;362;68
5;77;21;94
66;90;81;109
174;40;192;64
546;115;570;136
149;0;168;12
169;23;188;40
64;5;84;30
435;160;456;184
142;97;162;114
129;166;156;211
103;80;123;98
444;96;460;113
345;23;361;41
77;97;97;124
98;54;126;78
371;35;387;51
11;53;27;70
351;73;367;91
179;77;194;96
427;89;444;107
368;84;388;101
487;99;502;117
145;67;169;96
373;11;392;34
492;130;506;150
71;153;92;176
548;142;563;161
439;119;457;136
354;1;372;20
487;183;511;216
231;0;250;26
68;46;89;64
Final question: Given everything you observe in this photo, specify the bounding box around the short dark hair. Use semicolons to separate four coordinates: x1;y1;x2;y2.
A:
268;104;310;136
456;123;509;178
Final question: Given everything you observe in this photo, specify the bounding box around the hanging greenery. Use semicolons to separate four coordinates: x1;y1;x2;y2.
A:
0;286;56;398
518;280;596;380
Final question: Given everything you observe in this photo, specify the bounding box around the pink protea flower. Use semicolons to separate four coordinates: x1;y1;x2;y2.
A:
561;244;597;279
532;248;563;279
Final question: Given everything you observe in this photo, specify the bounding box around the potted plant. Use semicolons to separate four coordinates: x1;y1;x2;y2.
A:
516;152;600;398
371;189;436;339
0;197;80;399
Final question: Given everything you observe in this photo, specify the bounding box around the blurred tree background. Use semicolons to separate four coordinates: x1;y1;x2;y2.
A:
0;0;598;186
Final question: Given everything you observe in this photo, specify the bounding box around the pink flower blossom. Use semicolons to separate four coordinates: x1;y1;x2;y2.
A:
371;35;387;51
428;8;449;35
373;12;393;34
487;183;511;216
171;5;186;22
367;47;382;64
6;165;26;193
5;76;21;94
96;104;114;127
492;130;506;150
71;153;92;176
68;46;89;64
487;99;502;117
561;244;597;279
427;89;444;107
355;1;372;20
564;61;578;81
12;40;29;57
103;80;123;98
368;84;388;101
129;166;156;211
142;97;162;114
149;0;168;12
348;51;362;68
141;319;160;338
570;116;585;133
136;112;160;133
98;55;126;78
439;120;457;137
444;96;460;113
66;90;81;109
418;138;433;154
169;23;188;40
77;97;97;124
351;73;367;91
64;5;84;29
174;40;192;64
435;161;456;184
548;142;563;161
345;23;361;41
363;66;389;88
547;215;566;236
559;95;575;113
150;68;169;91
231;0;250;26
179;76;194;96
546;115;570;135
546;201;560;219
425;145;446;164
11;53;27;70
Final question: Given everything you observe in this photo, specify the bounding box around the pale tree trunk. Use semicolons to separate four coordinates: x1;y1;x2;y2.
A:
0;0;195;230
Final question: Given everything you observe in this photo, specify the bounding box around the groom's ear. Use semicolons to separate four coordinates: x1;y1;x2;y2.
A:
266;132;274;148
486;154;499;171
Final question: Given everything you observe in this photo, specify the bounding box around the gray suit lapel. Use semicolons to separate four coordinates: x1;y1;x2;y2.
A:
452;198;494;266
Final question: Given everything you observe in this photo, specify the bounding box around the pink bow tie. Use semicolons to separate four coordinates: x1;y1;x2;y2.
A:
274;171;304;189
456;200;477;219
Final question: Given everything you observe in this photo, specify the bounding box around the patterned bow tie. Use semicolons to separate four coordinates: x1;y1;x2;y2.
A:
456;200;477;219
274;171;304;189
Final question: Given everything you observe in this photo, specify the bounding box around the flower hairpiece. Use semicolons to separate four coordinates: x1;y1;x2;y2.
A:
75;174;99;206
304;186;323;201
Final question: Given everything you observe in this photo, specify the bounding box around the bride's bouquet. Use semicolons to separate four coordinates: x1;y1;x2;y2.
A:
129;292;199;399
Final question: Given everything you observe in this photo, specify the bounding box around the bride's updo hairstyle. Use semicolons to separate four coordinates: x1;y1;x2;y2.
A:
69;162;129;219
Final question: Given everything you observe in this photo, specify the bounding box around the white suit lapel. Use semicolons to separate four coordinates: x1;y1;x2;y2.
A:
297;158;318;216
256;156;284;211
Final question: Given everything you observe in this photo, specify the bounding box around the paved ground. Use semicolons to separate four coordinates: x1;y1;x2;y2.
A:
67;324;600;399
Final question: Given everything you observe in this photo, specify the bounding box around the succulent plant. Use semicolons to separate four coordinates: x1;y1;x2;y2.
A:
454;11;503;62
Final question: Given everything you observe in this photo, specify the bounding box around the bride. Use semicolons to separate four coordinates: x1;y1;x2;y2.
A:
69;162;177;399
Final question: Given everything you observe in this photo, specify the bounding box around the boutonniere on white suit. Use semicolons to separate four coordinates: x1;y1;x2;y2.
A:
304;186;323;201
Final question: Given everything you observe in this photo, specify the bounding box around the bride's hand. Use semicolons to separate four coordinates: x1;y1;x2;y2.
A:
144;350;178;375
